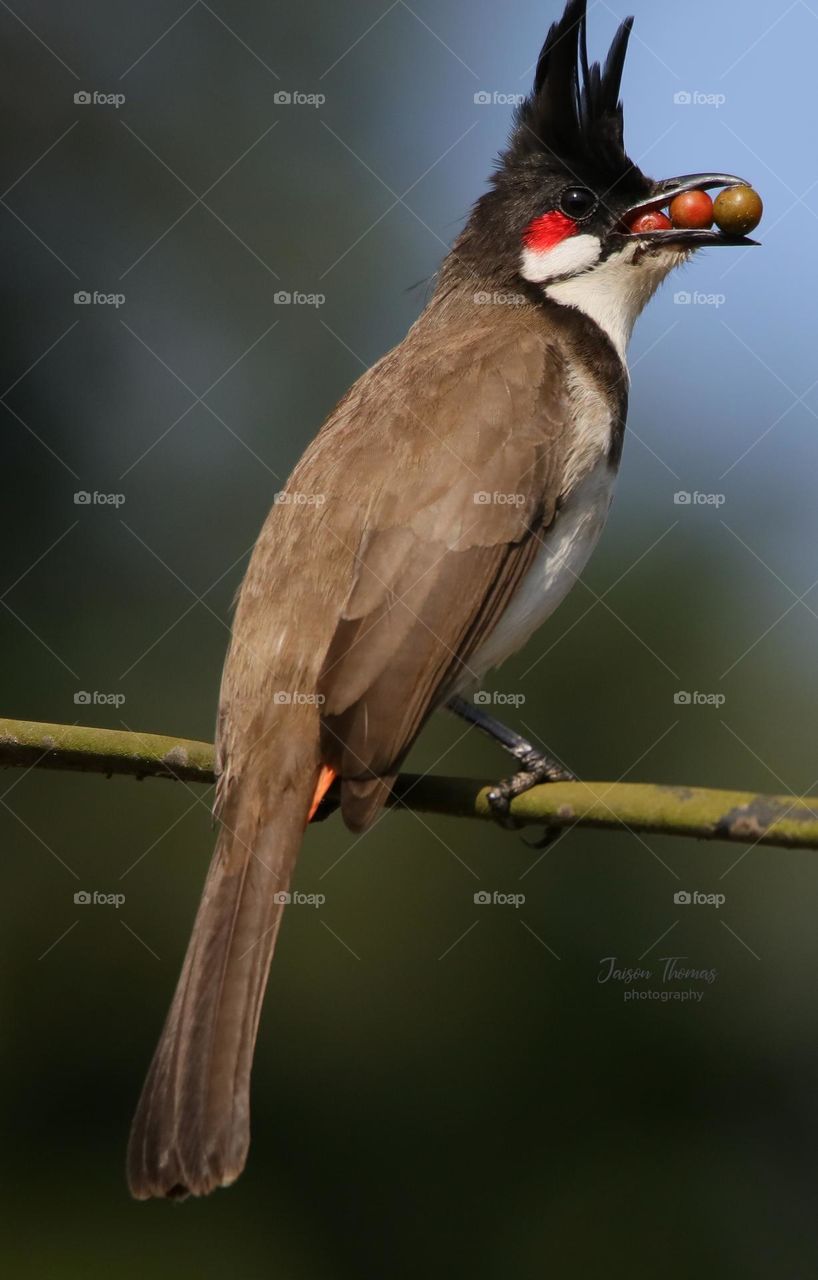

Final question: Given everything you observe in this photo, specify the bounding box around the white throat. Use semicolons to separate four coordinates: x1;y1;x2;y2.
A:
543;242;685;363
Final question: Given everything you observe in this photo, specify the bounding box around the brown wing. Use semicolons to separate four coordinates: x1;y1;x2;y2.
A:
314;311;573;831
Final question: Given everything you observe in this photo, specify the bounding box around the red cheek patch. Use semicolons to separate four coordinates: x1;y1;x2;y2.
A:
522;211;578;253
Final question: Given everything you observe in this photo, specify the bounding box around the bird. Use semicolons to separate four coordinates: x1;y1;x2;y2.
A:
127;0;759;1199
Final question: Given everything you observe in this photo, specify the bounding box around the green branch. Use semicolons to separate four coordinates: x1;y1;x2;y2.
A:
1;717;816;850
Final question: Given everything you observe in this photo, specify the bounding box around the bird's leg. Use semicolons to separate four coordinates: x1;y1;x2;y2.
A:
446;695;576;837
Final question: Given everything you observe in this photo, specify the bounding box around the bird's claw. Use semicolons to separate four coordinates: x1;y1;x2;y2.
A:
486;750;576;843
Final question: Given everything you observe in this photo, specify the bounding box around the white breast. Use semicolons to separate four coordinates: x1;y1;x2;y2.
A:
463;453;616;685
545;241;687;364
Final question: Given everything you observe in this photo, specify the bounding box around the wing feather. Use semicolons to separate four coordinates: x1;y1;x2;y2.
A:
316;315;572;830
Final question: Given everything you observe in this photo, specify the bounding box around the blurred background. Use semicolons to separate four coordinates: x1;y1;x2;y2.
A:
1;0;816;1274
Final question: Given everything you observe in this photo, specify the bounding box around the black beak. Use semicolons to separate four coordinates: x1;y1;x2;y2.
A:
615;173;761;247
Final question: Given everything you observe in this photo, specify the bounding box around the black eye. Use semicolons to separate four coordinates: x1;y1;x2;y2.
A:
559;187;598;220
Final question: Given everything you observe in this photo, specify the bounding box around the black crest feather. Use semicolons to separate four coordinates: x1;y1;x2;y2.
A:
508;0;645;189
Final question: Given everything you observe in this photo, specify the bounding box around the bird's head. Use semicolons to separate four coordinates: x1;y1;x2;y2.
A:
457;0;758;357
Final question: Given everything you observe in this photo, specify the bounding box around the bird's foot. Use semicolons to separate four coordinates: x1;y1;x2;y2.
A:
486;747;576;847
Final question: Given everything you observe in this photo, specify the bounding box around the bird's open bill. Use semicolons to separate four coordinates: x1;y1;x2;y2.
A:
617;173;762;246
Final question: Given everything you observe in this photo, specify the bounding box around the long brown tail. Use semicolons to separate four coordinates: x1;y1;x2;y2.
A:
127;761;316;1199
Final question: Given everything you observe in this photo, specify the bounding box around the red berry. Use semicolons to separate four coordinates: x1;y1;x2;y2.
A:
669;189;714;230
626;210;673;234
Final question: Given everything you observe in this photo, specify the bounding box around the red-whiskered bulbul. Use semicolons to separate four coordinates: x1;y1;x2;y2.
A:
128;0;758;1198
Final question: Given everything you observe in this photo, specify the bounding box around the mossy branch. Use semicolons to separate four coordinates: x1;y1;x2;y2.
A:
0;717;815;850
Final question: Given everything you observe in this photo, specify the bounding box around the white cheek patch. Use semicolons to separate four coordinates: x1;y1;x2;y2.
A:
520;233;602;284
